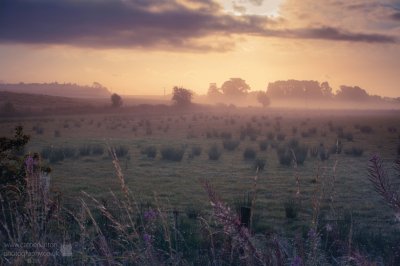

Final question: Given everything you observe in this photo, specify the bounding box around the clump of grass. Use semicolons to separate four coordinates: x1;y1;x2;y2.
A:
91;144;105;155
114;145;129;157
345;146;364;157
253;158;266;171
208;144;221;160
54;130;61;137
258;139;268;151
344;132;354;141
79;145;91;156
243;147;257;160
360;125;373;134
141;145;157;158
284;198;300;219
277;139;308;166
222;139;240;151
161;146;184;161
220;131;232;139
267;132;275;140
190;145;202;157
276;133;286;141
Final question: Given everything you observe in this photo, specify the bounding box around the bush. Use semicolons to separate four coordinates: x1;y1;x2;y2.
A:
397;143;400;156
284;198;300;219
345;146;364;157
190;146;202;157
267;132;275;140
49;148;65;163
344;132;354;141
141;146;157;158
243;147;256;160
63;147;76;158
277;147;292;166
208;144;221;160
277;140;308;166
258;140;268;151
79;145;91;156
54;130;61;138
220;132;232;139
254;158;266;171
223;139;240;151
276;133;286;141
161;146;184;161
360;125;373;134
114;145;129;157
91;144;104;155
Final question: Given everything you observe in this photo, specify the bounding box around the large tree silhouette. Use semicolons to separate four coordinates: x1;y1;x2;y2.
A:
172;86;193;107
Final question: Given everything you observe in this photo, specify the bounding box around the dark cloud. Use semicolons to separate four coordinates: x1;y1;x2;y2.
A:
0;0;396;51
391;12;400;20
283;26;397;43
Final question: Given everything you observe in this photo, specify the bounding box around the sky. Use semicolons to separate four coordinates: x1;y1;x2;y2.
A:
0;0;399;97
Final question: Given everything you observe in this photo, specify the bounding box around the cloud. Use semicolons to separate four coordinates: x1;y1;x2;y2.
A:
391;12;400;20
0;0;397;51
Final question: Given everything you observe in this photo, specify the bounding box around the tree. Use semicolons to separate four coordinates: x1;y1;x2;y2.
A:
172;86;193;107
207;83;222;98
111;93;123;108
221;78;250;99
257;91;271;107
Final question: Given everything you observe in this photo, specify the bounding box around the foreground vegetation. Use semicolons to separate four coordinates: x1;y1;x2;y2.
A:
1;108;399;265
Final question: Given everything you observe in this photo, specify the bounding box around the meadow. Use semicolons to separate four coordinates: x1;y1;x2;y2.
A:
1;107;400;264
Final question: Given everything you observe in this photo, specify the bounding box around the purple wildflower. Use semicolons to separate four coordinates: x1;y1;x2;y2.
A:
25;155;35;175
143;209;157;221
143;233;152;245
291;255;302;266
307;228;317;239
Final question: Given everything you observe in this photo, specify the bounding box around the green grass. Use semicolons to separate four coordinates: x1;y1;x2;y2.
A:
1;110;399;234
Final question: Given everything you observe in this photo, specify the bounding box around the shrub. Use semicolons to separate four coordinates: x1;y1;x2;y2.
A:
190;146;202;157
345;146;364;157
277;147;292;166
62;147;76;158
254;158;266;171
208;144;221;160
54;130;61;137
220;132;232;139
114;145;129;157
301;131;310;138
91;144;104;155
388;126;397;133
284;198;299;219
267;132;275;140
79;145;91;156
141;146;157;158
223;139;240;151
49;148;65;163
344;132;354;141
161;146;184;161
243;147;257;160
397;143;400;156
277;140;308;166
276;133;286;141
258;140;268;151
360;125;373;134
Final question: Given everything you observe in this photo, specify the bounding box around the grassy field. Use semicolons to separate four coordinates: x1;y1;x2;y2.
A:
1;108;399;237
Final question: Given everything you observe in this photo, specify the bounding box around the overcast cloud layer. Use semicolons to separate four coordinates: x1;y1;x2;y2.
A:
0;0;399;51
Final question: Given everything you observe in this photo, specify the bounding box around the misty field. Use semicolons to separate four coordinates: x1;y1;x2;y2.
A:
1;109;399;235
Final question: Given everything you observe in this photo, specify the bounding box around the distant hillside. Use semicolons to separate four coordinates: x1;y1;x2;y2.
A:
0;82;111;98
